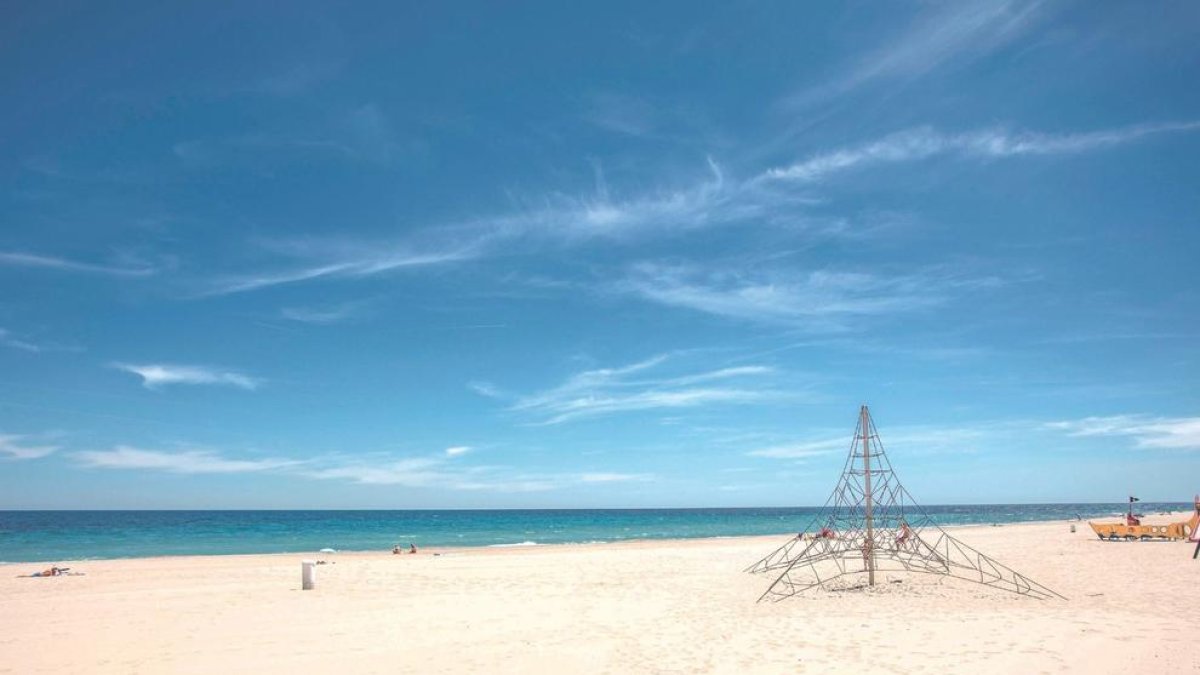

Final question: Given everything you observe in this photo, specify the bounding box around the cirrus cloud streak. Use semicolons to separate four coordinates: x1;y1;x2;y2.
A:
764;121;1200;183
0;433;60;460
74;446;300;473
1046;415;1200;450
112;363;262;390
490;354;790;425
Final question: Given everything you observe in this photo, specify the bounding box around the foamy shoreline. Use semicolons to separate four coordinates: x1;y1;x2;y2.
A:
4;509;1190;568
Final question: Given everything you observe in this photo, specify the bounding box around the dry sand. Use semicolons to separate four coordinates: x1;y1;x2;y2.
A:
2;517;1198;674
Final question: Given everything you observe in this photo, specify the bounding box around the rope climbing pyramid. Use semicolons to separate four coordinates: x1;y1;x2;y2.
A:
748;405;1064;601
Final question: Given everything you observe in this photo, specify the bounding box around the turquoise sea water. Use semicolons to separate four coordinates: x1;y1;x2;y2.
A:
0;503;1187;563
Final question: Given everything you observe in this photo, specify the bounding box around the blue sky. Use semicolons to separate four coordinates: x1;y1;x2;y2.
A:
2;1;1198;508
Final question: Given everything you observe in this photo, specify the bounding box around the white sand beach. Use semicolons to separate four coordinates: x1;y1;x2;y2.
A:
2;517;1197;674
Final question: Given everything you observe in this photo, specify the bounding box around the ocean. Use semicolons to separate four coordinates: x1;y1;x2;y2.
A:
0;503;1187;563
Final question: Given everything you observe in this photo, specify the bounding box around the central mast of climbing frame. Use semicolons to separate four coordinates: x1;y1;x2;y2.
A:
861;404;876;586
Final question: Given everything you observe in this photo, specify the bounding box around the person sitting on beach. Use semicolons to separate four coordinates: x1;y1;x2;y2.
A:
392;545;401;555
408;543;418;554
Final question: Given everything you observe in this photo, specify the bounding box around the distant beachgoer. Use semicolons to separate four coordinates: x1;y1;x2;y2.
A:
409;543;418;554
32;566;65;577
392;545;401;555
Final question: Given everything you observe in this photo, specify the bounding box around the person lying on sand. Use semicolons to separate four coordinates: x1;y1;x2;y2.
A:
26;566;70;577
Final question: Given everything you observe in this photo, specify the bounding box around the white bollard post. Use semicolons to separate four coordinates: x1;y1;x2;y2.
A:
301;560;316;590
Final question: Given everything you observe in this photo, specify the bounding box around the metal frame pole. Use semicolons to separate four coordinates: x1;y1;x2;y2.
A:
862;404;875;586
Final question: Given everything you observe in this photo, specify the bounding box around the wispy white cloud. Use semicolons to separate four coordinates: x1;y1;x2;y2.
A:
485;158;749;242
1047;415;1200;450
0;328;43;353
245;61;345;97
524;388;772;426
749;424;1002;461
280;301;366;324
792;0;1053;107
74;446;300;473
759;336;989;364
0;328;82;355
202;262;355;295
857;0;1046;81
196;156;830;296
305;457;453;487
874;426;992;455
113;363;261;390
578;472;654;483
0;433;59;460
66;443;522;490
200;248;476;296
747;438;846;459
304;454;633;493
764;121;1200;182
620;262;993;326
63;439;647;494
468;381;505;399
321;464;563;491
498;354;786;425
192;110;1194;299
487;158;840;246
583;92;660;137
581;91;717;146
0;251;157;277
451;478;566;492
306;455;650;491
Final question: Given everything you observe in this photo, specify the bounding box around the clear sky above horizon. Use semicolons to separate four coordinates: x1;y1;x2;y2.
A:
2;1;1198;509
